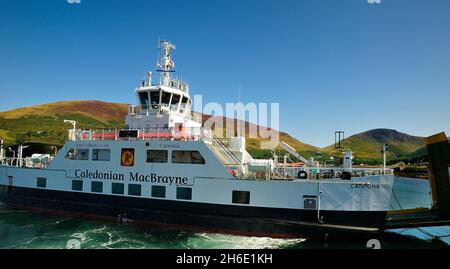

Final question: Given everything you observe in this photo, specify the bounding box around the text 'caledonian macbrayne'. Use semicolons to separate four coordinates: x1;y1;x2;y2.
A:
74;169;189;185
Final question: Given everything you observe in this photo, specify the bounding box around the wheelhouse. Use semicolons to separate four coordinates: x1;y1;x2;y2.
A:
136;85;191;115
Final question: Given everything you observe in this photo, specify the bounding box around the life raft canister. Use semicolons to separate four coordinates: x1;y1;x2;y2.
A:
297;171;308;179
228;169;237;177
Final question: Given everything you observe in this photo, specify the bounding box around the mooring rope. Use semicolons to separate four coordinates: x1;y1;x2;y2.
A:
391;189;450;240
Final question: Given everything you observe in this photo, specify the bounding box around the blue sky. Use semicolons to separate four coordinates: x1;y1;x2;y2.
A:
1;0;449;147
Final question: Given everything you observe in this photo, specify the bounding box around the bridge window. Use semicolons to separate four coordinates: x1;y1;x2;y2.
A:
138;91;150;108
232;191;250;205
147;150;168;163
151;185;166;198
128;184;142;196
91;181;103;193
150;91;160;105
161;91;171;105
180;96;190;112
172;150;205;164
36;177;47;188
112;183;124;195
171;94;181;107
176;187;192;200
72;180;83;191
92;149;111;161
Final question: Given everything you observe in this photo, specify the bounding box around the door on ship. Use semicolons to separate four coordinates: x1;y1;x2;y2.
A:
6;176;13;194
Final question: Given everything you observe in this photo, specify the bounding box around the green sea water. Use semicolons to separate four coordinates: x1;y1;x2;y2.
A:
1;178;449;249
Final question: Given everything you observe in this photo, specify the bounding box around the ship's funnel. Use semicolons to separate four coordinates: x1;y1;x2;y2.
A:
426;132;450;216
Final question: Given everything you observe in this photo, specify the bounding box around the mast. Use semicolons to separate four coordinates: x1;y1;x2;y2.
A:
156;40;176;86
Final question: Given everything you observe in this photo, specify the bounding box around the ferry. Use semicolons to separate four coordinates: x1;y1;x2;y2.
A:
0;41;399;238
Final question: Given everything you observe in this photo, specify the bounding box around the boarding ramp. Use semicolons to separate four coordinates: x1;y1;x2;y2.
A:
383;132;450;231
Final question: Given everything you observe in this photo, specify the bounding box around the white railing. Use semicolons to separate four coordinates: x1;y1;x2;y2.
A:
128;105;202;123
1;157;19;167
71;127;212;143
0;157;50;169
273;166;393;180
224;164;393;181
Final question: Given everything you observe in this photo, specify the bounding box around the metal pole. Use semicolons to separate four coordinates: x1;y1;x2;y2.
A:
0;138;4;164
383;150;386;174
17;144;22;167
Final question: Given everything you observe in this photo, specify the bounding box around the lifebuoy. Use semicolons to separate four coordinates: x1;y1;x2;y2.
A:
341;172;352;180
297;171;308;179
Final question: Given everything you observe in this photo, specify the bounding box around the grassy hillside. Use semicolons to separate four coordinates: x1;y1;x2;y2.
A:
0;100;127;146
322;129;426;164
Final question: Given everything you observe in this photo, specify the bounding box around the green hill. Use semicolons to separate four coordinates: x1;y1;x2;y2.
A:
322;129;426;164
0;100;128;146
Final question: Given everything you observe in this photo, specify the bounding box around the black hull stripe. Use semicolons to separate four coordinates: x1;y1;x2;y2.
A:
0;187;386;237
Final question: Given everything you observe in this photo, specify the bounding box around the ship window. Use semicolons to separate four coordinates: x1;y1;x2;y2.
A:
112;183;124;195
138;91;150;108
171;94;181;106
172;150;205;164
65;148;89;161
150;91;160;105
180;96;189;112
147;150;168;163
176;187;192;200
128;184;141;196
92;149;111;161
161;91;171;105
72;180;83;191
36;177;47;188
65;149;75;160
151;185;166;198
91;181;103;193
232;191;250;205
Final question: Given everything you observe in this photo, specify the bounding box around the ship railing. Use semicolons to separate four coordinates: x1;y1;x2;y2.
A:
0;157;50;169
1;157;19;167
72;127;213;143
127;105;202;123
224;164;394;181
272;166;393;180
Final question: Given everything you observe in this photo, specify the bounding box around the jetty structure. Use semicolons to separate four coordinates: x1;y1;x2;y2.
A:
1;41;450;238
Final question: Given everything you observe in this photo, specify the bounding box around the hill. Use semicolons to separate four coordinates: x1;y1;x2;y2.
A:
0;100;128;145
322;129;426;164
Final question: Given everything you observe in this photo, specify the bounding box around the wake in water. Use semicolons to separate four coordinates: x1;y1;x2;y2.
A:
187;233;305;249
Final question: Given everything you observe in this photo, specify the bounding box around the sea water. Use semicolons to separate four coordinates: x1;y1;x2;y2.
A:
0;178;449;249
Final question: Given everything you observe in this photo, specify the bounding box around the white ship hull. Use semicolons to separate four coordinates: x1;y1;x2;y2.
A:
0;139;394;238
